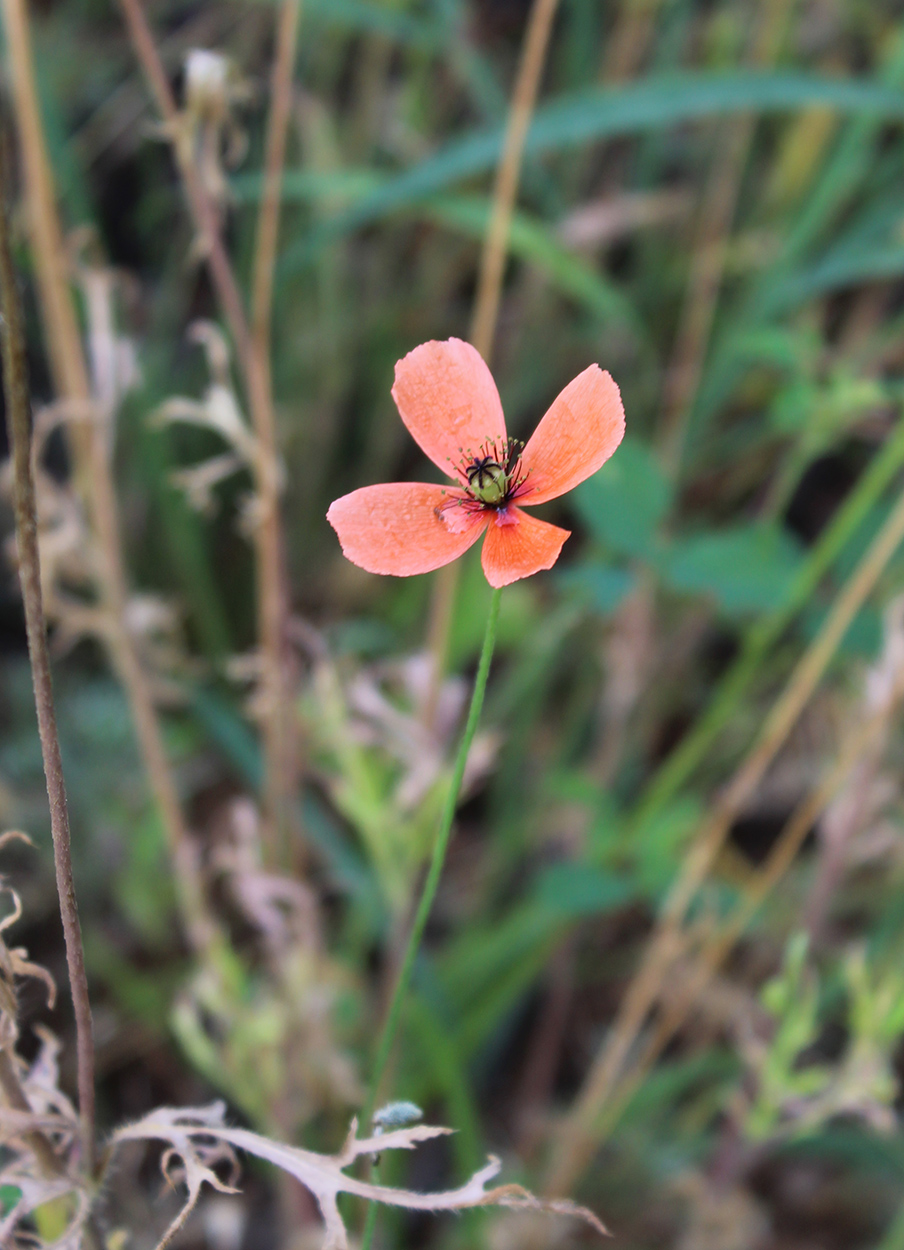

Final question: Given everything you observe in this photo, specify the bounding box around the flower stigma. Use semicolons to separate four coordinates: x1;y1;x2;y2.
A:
437;437;529;530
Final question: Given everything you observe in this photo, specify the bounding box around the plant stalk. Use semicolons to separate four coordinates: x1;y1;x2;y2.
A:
360;587;502;1250
547;476;904;1195
0;144;95;1170
117;0;297;856
423;0;560;727
2;0;215;955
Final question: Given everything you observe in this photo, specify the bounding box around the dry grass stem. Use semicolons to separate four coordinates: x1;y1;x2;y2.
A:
118;0;298;854
599;0;665;84
251;0;302;353
547;479;904;1194
424;0;562;722
0;144;95;1166
251;0;303;854
658;0;790;475
468;0;562;360
582;658;904;1149
3;0;213;952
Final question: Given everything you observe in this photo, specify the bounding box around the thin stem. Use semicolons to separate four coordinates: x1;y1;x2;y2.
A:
546;477;904;1195
115;0;251;365
366;587;502;1120
423;0;559;724
468;0;561;360
250;0;303;855
0;147;95;1169
657;0;789;477
359;588;502;1250
2;0;214;955
578;661;904;1151
118;0;297;854
251;0;301;354
634;412;904;836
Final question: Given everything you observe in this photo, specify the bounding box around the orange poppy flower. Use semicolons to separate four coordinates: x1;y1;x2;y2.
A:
327;339;625;588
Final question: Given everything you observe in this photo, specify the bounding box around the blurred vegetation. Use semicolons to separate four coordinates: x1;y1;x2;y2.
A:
5;0;904;1247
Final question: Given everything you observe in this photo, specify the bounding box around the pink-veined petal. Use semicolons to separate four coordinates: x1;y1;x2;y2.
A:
519;366;625;505
327;483;486;577
480;507;570;588
391;339;507;480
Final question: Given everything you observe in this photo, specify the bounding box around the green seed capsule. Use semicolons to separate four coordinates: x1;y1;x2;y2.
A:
467;457;508;504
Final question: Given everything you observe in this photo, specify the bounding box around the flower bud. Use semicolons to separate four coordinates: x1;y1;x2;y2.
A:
184;49;231;124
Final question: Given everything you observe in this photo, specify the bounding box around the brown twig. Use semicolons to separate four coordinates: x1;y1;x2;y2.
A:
423;0;561;724
0;145;95;1168
117;0;297;855
546;479;904;1195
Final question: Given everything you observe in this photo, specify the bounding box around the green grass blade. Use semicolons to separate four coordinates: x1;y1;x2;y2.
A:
281;72;904;269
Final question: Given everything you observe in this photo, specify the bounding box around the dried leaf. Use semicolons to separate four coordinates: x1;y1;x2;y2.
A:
113;1104;606;1250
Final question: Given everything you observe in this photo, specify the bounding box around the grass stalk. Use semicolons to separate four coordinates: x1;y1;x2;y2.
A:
423;0;561;724
117;0;297;855
2;0;214;954
0;148;95;1168
251;0;302;352
360;587;503;1250
251;0;303;857
635;412;904;836
658;0;790;476
547;478;904;1195
599;0;664;84
578;660;904;1152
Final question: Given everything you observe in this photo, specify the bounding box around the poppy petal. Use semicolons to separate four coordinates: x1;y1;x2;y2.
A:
392;339;507;480
480;506;570;588
327;483;486;577
519;365;625;505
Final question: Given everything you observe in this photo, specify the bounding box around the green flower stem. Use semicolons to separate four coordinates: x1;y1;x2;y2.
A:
359;585;502;1249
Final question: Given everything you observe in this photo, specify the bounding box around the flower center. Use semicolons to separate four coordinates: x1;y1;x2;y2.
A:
437;438;530;531
466;456;508;504
457;438;527;506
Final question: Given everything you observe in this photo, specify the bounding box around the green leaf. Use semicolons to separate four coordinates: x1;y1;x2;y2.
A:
303;0;442;47
767;244;904;312
0;1186;22;1216
423;196;639;328
558;563;635;613
533;862;634;917
572;437;671;558
664;523;805;614
281;72;904;267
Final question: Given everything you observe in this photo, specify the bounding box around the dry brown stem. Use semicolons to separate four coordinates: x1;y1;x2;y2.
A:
599;0;665;85
251;0;303;856
0;1048;67;1179
117;0;298;854
0;143;95;1166
588;660;904;1147
251;0;302;356
2;0;213;953
658;0;789;475
424;0;561;722
546;480;904;1195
